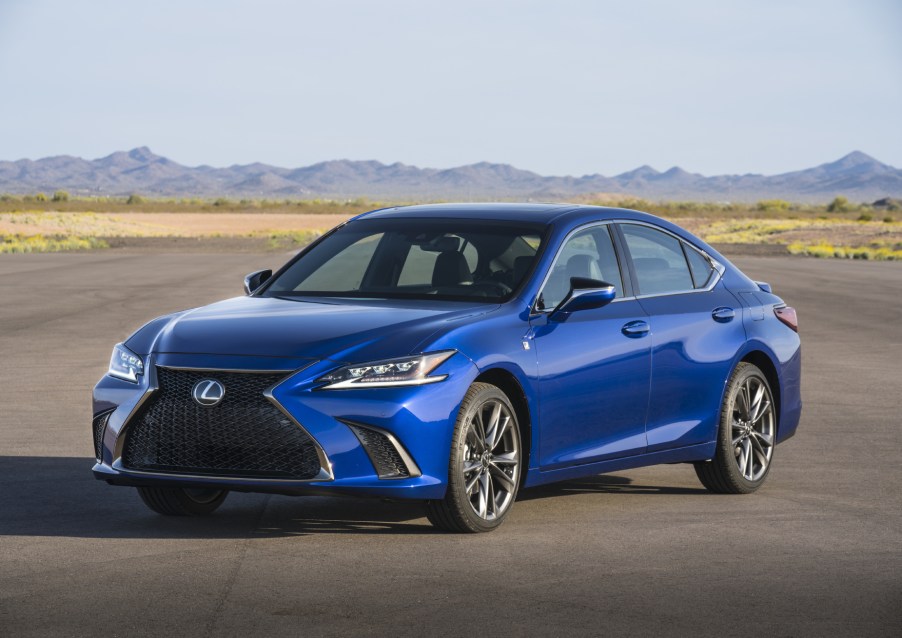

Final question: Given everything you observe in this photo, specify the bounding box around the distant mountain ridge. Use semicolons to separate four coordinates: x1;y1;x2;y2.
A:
1;147;900;202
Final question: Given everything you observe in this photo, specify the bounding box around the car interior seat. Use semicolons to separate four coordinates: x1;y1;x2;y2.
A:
432;251;473;287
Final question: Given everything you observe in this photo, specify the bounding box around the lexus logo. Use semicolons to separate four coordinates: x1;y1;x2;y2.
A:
192;379;225;407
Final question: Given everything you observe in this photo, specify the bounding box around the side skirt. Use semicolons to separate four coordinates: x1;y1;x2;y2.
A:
524;442;716;488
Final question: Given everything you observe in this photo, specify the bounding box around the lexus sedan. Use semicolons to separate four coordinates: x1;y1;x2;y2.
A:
92;203;801;532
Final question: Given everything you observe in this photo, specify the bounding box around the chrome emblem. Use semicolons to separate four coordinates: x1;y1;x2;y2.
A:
192;379;225;407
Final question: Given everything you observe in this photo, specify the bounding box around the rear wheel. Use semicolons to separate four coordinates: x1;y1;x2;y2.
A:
426;382;521;533
137;486;228;516
695;362;776;494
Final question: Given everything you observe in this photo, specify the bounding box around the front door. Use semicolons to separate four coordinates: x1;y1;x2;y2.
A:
530;223;651;469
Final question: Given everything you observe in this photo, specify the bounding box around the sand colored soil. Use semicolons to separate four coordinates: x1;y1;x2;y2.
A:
0;212;354;237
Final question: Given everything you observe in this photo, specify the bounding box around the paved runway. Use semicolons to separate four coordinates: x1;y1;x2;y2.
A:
1;251;900;636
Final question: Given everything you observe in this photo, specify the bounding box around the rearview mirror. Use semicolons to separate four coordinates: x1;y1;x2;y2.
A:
244;269;272;295
551;277;616;319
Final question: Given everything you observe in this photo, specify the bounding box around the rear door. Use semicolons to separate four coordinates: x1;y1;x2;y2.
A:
616;222;746;452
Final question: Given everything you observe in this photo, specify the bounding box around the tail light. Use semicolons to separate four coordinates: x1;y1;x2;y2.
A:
774;306;798;332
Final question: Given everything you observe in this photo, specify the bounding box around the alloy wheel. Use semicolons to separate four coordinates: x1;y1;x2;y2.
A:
461;399;520;521
730;376;775;481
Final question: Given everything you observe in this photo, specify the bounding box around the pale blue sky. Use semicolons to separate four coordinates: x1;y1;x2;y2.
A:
1;0;899;176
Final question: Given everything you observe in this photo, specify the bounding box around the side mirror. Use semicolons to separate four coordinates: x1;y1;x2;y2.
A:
551;277;616;320
244;269;272;295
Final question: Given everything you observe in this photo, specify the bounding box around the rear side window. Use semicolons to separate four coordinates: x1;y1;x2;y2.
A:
620;224;693;295
684;245;715;289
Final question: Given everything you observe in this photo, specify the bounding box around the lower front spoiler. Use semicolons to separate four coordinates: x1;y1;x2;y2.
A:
92;462;447;500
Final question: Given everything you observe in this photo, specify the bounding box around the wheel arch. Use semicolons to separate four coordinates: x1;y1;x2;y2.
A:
474;367;533;485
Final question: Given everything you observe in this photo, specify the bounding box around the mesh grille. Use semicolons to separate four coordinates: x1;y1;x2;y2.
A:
347;423;411;479
92;410;112;461
122;367;321;480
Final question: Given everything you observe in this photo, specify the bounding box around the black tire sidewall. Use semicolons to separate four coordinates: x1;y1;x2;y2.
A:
716;363;775;491
446;383;521;532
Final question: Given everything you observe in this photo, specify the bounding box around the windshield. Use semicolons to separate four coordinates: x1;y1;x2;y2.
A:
264;218;545;302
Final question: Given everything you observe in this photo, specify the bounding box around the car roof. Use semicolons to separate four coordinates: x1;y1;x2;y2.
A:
356;202;578;223
355;202;668;228
352;202;738;266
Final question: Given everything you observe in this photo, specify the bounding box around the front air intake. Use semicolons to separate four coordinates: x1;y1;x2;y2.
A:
345;422;420;479
92;410;113;461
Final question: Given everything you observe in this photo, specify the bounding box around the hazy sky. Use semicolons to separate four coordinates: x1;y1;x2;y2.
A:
1;0;900;176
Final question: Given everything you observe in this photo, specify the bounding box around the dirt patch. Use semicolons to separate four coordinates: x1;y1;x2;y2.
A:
100;236;291;253
0;212;352;237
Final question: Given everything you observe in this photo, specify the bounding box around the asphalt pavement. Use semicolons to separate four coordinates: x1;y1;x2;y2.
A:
0;251;900;637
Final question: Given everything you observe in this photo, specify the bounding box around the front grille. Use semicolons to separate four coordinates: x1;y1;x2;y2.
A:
122;367;321;480
347;423;411;479
92;410;113;461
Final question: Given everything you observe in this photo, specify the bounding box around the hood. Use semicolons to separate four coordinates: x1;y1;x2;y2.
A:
146;295;495;362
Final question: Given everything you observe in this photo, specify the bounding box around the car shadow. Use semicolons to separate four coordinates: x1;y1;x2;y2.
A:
517;474;707;502
0;456;434;539
0;456;705;539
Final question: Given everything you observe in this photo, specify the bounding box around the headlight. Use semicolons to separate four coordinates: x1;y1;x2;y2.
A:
108;343;144;383
316;351;455;389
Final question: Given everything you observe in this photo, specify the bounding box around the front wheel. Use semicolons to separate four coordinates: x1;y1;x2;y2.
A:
426;382;522;533
695;362;776;494
137;486;228;516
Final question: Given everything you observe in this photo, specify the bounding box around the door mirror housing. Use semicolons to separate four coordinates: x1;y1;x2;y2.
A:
244;269;272;295
551;277;616;319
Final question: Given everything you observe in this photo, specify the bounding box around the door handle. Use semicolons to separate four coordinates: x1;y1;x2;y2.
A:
712;307;735;323
621;320;650;337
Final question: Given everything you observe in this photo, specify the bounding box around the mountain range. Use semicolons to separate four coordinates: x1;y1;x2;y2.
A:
1;147;900;202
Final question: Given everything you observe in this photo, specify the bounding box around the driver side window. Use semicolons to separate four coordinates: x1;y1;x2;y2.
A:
539;225;624;310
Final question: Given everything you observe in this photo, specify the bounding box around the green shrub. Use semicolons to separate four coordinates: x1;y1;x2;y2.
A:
857;213;873;222
827;196;850;213
884;216;894;223
756;199;791;211
34;192;48;202
212;197;231;207
52;190;70;202
126;194;146;205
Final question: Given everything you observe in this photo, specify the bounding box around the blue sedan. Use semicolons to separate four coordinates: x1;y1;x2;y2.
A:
92;203;802;532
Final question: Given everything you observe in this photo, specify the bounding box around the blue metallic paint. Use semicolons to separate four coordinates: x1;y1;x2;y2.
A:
93;204;801;501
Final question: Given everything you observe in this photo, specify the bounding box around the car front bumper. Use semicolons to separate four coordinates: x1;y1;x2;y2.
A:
92;352;477;500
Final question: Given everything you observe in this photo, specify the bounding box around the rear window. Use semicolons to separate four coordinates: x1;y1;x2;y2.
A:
684;244;715;289
620;224;693;295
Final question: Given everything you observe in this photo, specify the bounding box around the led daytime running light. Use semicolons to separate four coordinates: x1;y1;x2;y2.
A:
317;351;454;389
108;343;145;383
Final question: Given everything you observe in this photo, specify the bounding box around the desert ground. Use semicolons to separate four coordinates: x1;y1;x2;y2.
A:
0;248;899;636
2;197;901;259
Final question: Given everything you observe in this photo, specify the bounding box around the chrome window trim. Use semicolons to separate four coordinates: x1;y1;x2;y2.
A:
113;362;334;482
616;220;725;300
532;219;725;313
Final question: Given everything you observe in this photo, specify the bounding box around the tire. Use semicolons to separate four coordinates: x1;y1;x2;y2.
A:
137;486;228;516
426;382;522;533
695;362;777;494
